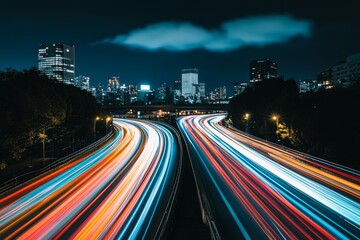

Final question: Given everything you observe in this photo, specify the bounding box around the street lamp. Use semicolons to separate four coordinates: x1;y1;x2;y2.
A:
271;115;279;142
243;113;250;132
38;130;47;159
94;116;100;141
244;113;250;120
106;116;112;133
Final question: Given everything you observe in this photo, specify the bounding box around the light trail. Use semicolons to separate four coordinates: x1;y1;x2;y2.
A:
0;118;180;239
178;114;360;239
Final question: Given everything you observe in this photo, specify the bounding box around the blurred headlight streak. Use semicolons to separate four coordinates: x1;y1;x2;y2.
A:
178;114;360;239
0;119;179;239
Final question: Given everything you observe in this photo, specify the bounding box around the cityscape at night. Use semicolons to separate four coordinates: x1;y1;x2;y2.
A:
0;0;359;239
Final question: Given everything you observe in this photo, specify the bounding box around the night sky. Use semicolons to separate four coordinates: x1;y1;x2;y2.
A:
1;0;359;92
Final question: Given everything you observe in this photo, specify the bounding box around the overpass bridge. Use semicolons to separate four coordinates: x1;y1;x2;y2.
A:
101;104;229;115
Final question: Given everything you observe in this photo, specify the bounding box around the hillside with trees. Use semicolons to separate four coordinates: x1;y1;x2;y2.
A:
227;78;360;170
0;68;101;171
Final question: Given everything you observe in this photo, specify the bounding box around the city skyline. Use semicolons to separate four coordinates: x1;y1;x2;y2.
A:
1;0;359;92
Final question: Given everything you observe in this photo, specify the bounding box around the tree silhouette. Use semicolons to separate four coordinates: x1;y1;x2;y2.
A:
0;68;100;163
228;78;360;169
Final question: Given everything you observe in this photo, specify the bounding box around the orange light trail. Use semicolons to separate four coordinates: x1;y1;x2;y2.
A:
0;119;180;239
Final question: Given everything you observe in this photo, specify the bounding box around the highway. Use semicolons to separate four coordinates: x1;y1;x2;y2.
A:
178;114;360;239
0;118;181;239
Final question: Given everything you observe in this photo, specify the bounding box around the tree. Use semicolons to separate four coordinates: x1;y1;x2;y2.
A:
227;78;360;169
0;68;100;162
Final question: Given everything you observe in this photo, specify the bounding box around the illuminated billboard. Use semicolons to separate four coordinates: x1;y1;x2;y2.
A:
140;85;150;91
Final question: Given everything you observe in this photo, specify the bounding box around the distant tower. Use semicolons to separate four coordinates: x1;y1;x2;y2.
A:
38;43;75;84
215;86;227;99
249;59;277;84
157;82;168;101
108;76;120;92
197;82;206;98
128;84;138;102
181;68;198;99
172;80;182;97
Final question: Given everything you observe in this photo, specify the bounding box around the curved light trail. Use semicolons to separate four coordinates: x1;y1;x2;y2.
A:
178;114;360;239
0;118;180;239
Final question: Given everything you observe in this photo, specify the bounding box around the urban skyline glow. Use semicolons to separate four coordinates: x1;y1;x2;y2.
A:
1;1;359;93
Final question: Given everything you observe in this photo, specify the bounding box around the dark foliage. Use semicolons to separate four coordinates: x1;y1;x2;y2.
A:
0;68;100;162
228;78;360;170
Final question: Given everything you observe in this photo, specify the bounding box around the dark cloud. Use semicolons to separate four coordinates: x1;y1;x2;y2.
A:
99;15;312;52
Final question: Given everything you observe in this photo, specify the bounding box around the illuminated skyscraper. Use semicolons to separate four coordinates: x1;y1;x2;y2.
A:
107;76;120;92
157;82;168;101
181;68;198;99
128;84;138;102
215;86;227;99
172;80;181;99
38;43;75;84
249;59;277;84
197;82;206;98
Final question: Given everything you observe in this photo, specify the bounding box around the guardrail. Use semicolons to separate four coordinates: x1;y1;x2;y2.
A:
0;129;115;195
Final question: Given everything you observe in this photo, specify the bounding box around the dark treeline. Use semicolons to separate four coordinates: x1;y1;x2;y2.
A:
0;68;101;169
227;78;360;170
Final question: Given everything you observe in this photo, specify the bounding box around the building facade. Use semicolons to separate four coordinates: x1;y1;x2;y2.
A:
108;76;120;92
332;53;360;87
233;82;248;96
128;84;138;103
156;82;168;102
299;79;318;93
38;43;75;84
181;68;198;99
74;75;90;91
317;68;333;89
249;59;277;84
197;82;206;98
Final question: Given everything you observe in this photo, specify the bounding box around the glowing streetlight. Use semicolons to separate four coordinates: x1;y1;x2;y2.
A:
106;116;112;133
94;116;100;141
243;113;250;132
271;115;279;142
244;113;250;120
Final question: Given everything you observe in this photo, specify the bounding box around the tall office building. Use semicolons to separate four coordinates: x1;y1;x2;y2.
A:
215;86;227;99
181;68;198;99
172;80;181;97
197;82;206;98
156;82;168;101
38;43;75;84
128;84;138;102
249;59;277;84
108;76;120;92
137;85;153;104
